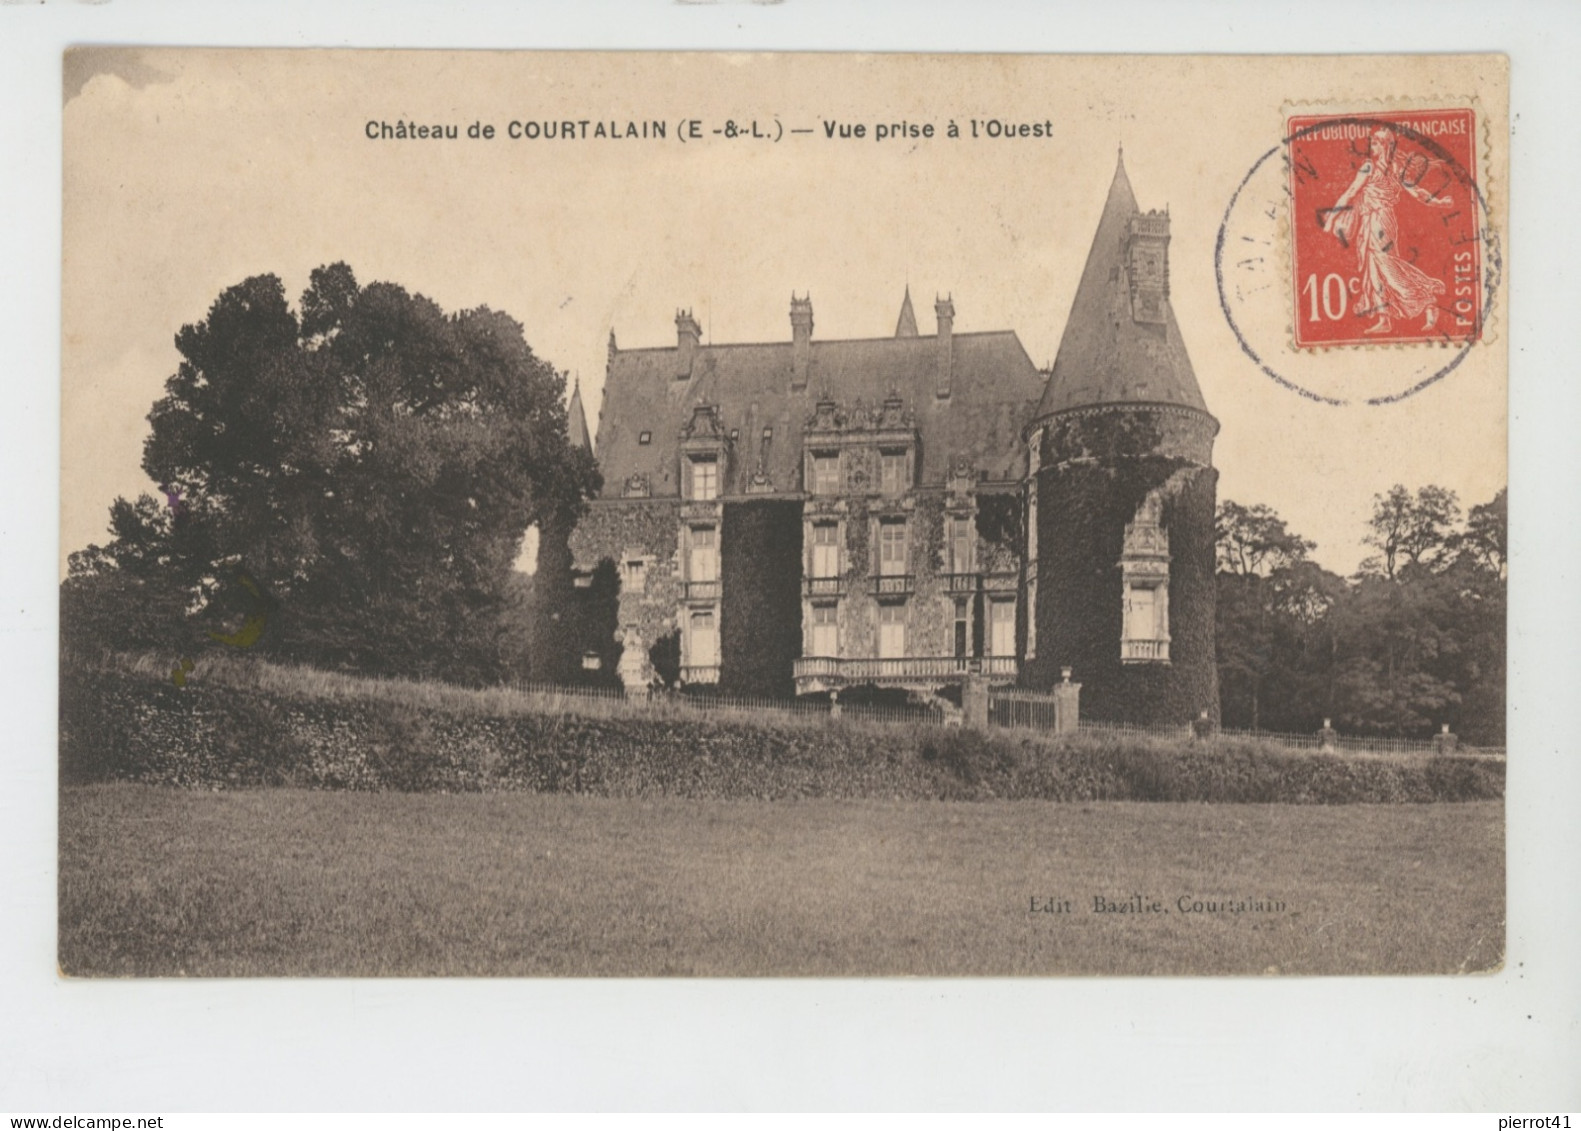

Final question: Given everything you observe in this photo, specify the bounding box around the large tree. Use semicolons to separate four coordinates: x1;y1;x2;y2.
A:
64;264;599;683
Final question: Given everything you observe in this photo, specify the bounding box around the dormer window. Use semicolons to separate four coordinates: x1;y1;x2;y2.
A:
638;431;652;445
880;449;908;496
811;451;840;495
690;455;718;501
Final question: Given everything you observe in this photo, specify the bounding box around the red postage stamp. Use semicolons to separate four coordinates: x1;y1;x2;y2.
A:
1287;107;1482;348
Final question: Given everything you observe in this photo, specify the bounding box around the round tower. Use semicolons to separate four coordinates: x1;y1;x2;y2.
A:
1024;153;1220;725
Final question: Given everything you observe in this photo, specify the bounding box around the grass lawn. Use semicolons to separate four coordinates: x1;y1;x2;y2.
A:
58;785;1504;977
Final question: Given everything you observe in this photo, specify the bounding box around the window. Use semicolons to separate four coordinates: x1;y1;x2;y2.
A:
638;431;652;445
949;515;973;575
689;526;718;583
624;558;647;595
689;609;718;668
989;598;1015;657
878;602;907;659
811;451;840;495
809;603;838;657
880;450;908;496
878;520;908;576
953;598;970;658
811;522;840;578
1125;586;1155;643
690;455;718;501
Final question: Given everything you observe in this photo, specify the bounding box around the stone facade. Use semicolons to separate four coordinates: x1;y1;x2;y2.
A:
561;153;1219;723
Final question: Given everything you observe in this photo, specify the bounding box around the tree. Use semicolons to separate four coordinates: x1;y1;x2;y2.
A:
1215;500;1315;577
1214;500;1331;731
65;263;600;683
1456;487;1507;579
1360;484;1461;579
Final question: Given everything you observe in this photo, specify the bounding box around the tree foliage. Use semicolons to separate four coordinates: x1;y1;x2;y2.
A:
64;264;600;683
1215;486;1505;744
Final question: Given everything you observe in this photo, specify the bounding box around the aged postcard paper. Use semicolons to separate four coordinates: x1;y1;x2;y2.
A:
60;50;1507;977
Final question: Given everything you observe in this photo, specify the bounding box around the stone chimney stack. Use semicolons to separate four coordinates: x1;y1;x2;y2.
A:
790;293;814;391
675;309;701;379
935;295;955;398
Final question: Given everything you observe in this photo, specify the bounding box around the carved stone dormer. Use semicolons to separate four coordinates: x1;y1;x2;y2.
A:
623;472;651;499
947;457;976;499
680;404;728;502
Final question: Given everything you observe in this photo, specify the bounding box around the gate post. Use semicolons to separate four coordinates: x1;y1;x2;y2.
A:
962;675;990;729
1053;666;1081;735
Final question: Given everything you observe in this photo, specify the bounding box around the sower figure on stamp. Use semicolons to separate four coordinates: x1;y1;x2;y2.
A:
1321;126;1455;335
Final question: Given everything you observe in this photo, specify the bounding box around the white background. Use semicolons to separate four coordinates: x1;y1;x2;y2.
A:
3;0;1578;1113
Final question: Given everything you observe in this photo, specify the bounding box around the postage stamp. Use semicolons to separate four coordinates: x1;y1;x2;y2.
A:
1286;108;1483;349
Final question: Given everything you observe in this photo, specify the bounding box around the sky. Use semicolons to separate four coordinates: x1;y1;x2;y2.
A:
61;50;1508;577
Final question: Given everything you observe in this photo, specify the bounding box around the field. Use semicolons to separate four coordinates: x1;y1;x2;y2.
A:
59;785;1505;977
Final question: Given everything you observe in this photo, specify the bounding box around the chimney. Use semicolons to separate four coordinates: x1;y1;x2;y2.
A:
790;293;814;390
935;295;955;398
675;309;701;379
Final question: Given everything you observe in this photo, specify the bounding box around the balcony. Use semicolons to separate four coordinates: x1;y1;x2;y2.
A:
870;573;914;596
794;654;1018;689
680;664;720;685
804;576;844;597
1121;639;1170;663
943;572;980;594
982;571;1019;593
683;579;721;601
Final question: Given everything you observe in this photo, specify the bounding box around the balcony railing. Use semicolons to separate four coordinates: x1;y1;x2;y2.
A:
804;576;844;597
794;655;1018;686
680;664;720;685
870;573;914;596
1121;639;1170;663
943;572;980;594
683;579;720;601
983;571;1019;592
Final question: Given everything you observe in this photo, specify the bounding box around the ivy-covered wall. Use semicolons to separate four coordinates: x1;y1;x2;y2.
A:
567;499;683;686
1027;408;1219;725
720;499;803;698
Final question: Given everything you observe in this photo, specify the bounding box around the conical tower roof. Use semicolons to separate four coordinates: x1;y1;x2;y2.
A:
567;376;592;454
895;286;919;338
1036;153;1210;419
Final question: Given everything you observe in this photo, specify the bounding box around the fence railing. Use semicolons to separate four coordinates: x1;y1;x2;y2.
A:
1071;716;1505;757
794;655;1018;684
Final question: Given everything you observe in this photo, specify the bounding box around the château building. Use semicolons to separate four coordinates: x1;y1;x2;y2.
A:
562;154;1220;723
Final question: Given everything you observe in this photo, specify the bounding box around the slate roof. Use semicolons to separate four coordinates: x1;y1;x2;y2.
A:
1036;154;1211;419
593;312;1044;499
895;287;919;338
567;378;592;454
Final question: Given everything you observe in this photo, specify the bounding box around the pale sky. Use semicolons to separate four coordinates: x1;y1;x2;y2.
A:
62;50;1508;577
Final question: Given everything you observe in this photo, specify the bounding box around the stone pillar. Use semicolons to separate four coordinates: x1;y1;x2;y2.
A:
1053;666;1082;735
961;675;990;729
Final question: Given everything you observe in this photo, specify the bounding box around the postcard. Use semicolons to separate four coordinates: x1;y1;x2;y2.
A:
59;50;1508;977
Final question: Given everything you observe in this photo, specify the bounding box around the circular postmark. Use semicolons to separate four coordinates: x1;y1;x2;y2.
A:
1216;111;1501;406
